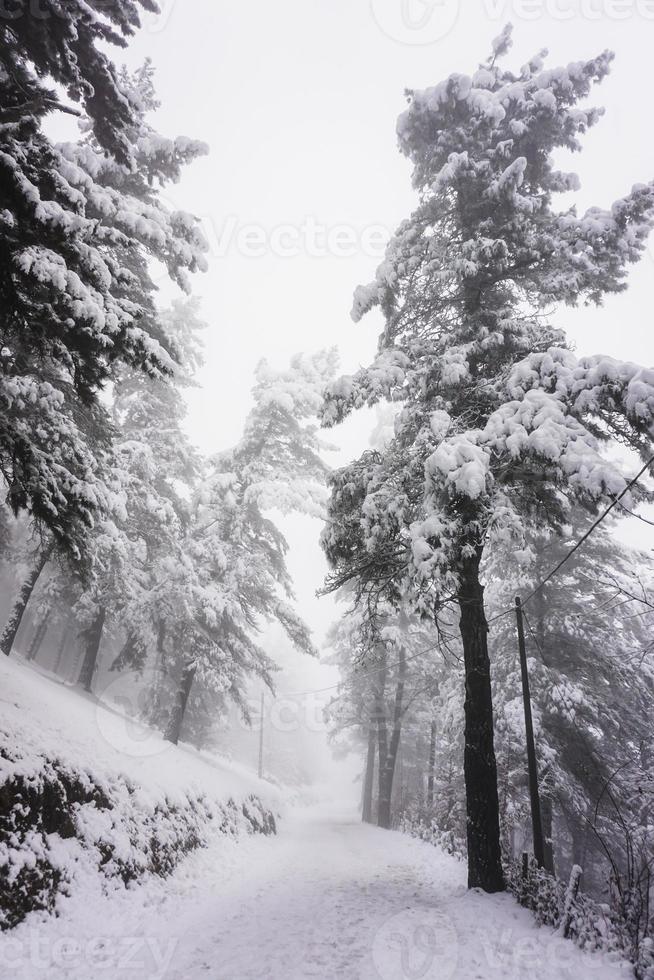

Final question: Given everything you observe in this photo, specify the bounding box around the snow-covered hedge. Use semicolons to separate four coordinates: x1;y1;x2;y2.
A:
401;811;651;978
506;857;653;980
398;813;466;861
0;745;275;930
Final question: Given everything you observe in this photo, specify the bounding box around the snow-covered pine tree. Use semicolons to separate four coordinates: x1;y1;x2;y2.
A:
2;1;158;164
321;27;654;891
70;297;206;690
159;352;336;745
0;33;207;557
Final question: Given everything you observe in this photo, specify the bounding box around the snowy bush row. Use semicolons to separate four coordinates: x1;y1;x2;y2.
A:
505;858;654;980
0;746;276;931
398;814;466;861
401;813;652;978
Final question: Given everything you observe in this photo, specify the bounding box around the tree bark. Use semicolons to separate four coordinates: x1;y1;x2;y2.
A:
1;544;53;656
78;606;106;693
362;724;376;823
376;643;406;829
375;687;392;829
458;553;505;892
427;718;437;808
542;794;555;876
165;658;196;745
27;606;51;662
53;619;71;675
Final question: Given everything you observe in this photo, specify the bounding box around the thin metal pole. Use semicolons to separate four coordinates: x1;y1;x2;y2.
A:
515;595;546;870
258;691;264;779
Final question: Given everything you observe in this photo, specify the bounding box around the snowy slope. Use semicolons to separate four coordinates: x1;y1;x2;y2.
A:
0;655;282;811
0;805;632;979
0;657;283;934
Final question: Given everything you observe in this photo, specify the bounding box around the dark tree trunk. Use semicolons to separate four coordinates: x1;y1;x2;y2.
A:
542;794;555;876
53;619;71;675
1;544;53;656
165;658;196;745
110;632;145;673
427;718;437;808
458;553;505;893
375;644;406;830
156;620;167;664
78;606;106;693
362;724;376;823
27;606;51;662
375;689;392;829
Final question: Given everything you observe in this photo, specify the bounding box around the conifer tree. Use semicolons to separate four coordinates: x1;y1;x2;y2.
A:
1;25;207;557
159;352;335;745
322;27;654;891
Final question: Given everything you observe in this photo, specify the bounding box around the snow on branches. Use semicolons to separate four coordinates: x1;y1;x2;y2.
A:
322;29;654;611
0;50;208;556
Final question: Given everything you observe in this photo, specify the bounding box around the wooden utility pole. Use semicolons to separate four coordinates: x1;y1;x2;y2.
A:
515;595;547;870
258;691;265;779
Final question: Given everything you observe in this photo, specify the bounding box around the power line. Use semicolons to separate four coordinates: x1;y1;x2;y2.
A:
274;640;442;700
522;608;547;665
521;454;654;608
487;454;654;626
280;457;654;699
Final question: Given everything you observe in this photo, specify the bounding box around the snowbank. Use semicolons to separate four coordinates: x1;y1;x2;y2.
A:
0;657;282;929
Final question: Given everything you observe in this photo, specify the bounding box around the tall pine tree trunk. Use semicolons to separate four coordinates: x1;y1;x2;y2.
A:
542;794;555;875
78;606;106;693
362;724;376;823
427;718;437;808
53;619;71;675
376;644;406;830
165;658;196;745
1;543;53;656
26;606;51;662
375;690;391;828
458;552;505;892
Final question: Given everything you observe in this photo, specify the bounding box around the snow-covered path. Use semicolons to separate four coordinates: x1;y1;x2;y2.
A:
2;807;630;980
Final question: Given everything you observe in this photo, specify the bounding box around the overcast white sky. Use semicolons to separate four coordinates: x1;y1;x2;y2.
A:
114;0;654;664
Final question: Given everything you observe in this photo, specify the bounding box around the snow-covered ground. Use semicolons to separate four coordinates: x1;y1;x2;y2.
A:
0;801;630;980
0;655;282;812
0;658;632;979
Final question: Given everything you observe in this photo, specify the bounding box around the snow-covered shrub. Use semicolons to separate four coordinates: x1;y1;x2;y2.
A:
0;745;275;931
402;808;653;977
399;810;466;861
505;856;654;979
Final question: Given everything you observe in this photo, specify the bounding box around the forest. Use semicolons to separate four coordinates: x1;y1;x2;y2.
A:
1;4;654;980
